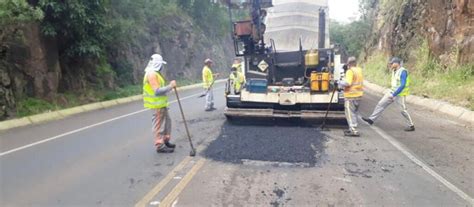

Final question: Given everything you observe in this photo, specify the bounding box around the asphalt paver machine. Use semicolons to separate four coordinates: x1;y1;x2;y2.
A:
225;0;346;124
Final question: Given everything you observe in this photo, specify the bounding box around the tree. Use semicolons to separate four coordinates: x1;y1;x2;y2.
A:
0;0;43;47
329;18;371;58
39;0;110;58
190;0;230;36
177;0;192;11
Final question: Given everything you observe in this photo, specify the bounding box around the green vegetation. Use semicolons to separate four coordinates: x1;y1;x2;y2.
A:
332;0;474;110
16;78;203;117
361;53;391;87
16;98;60;117
0;0;43;49
102;85;142;101
363;41;474;110
175;77;202;87
2;0;231;74
329;0;374;57
0;0;43;25
35;0;230;60
330;19;371;56
39;0;110;58
1;0;232;118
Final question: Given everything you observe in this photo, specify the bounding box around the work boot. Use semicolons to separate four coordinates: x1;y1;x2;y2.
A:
344;130;360;137
362;117;374;125
205;107;216;111
404;125;415;132
165;141;176;149
156;145;174;153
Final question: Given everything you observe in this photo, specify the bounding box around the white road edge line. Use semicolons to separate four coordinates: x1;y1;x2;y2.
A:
0;87;222;157
365;120;474;206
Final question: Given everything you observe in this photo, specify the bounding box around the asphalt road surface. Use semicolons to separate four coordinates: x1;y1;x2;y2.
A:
1;81;473;207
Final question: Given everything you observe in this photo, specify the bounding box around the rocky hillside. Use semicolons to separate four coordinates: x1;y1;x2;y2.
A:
0;1;234;120
363;0;473;64
358;0;473;109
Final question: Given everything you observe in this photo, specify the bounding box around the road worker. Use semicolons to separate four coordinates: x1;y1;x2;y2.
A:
362;57;415;131
338;57;364;137
202;58;217;111
228;58;245;95
143;54;177;153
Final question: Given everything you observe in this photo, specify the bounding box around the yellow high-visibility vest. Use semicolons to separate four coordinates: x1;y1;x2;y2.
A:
344;67;364;98
391;67;410;96
202;66;214;89
230;71;245;92
143;72;169;109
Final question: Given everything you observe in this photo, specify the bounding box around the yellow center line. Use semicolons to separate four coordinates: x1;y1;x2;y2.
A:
134;156;192;207
159;159;207;207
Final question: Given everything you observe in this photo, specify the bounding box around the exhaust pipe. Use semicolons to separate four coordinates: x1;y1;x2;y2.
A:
318;8;326;49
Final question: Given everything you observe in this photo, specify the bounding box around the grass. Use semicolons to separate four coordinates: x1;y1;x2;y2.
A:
362;46;474;110
102;85;142;101
16;98;61;117
15;78;202;117
176;77;201;86
361;53;391;88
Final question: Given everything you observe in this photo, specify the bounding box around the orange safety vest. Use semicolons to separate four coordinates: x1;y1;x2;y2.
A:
344;67;364;98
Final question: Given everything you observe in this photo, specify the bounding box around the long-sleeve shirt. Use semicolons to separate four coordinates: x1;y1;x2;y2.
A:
392;70;407;97
146;72;171;96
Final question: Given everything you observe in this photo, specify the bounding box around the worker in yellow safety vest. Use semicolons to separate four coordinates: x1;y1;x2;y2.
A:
338;56;364;137
143;54;177;153
202;58;218;111
228;58;245;95
362;57;415;131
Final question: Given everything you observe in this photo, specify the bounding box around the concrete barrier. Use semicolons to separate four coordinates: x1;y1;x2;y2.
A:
0;118;32;131
27;112;63;124
438;103;468;118
364;80;473;126
81;103;104;111
100;100;119;108
57;106;85;117
459;111;474;124
0;80;227;131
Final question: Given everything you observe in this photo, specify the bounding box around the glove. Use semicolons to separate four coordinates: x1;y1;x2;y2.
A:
342;64;348;71
388;93;396;100
335;80;344;90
